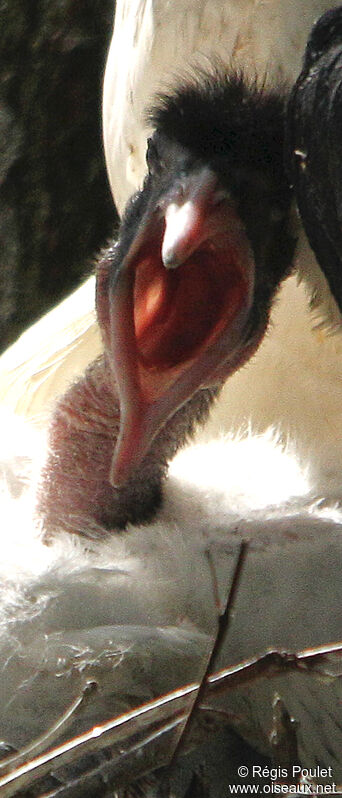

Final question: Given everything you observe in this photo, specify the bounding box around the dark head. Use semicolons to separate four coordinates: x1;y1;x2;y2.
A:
97;71;295;487
286;6;342;315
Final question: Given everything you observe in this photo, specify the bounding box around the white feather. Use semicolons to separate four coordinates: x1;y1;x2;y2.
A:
0;413;342;780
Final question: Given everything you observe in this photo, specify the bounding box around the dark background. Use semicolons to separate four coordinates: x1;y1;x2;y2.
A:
0;0;117;352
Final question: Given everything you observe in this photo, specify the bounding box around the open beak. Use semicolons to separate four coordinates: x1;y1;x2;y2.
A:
97;167;255;487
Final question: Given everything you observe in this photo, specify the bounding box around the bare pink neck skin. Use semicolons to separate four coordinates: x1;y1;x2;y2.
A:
38;355;217;538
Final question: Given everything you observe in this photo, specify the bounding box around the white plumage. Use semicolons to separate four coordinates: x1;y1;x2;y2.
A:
1;1;342;791
1;412;342;789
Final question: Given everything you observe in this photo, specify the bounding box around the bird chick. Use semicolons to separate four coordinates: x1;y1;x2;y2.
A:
38;72;294;538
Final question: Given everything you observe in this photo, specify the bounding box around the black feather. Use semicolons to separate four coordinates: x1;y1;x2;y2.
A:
286;6;342;314
147;70;295;328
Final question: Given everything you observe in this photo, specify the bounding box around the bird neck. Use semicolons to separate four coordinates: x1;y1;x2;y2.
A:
37;355;218;538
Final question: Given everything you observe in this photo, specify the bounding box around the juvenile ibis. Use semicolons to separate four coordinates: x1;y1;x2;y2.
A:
38;70;294;536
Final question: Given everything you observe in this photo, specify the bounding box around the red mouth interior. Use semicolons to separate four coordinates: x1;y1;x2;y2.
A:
133;233;247;374
104;205;254;487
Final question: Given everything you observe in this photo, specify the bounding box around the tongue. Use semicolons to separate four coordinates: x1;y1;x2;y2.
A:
161;170;217;269
102;191;255;487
